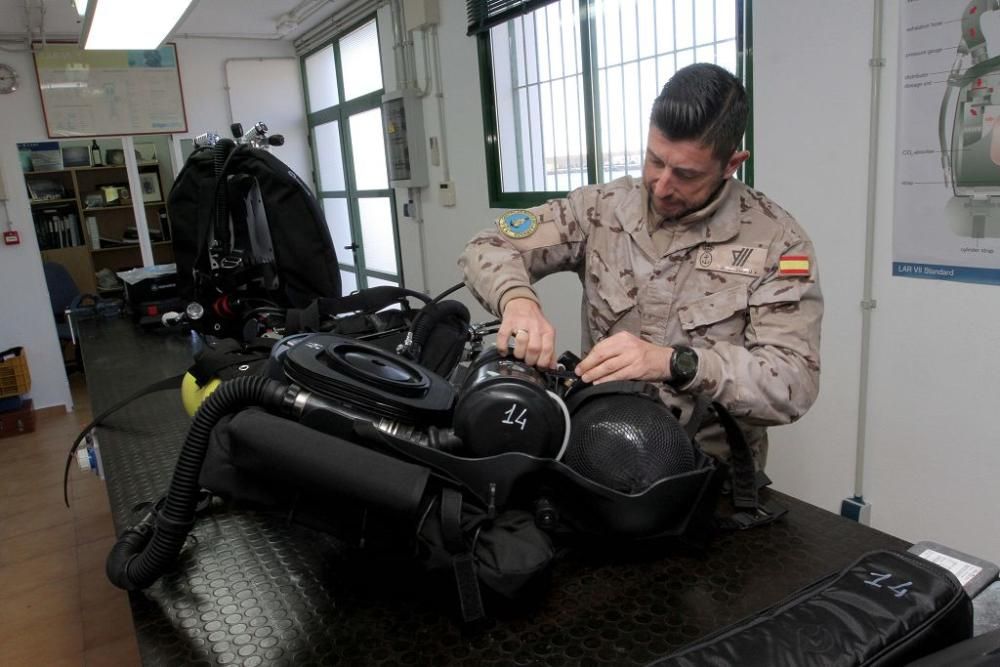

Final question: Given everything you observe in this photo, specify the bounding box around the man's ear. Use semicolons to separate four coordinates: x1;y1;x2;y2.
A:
723;150;750;179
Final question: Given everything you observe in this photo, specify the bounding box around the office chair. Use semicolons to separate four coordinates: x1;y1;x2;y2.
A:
42;261;105;373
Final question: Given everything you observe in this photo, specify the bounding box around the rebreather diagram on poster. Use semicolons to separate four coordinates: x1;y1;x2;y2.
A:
895;0;1000;285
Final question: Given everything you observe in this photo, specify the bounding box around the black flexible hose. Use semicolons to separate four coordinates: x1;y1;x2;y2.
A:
106;375;290;590
399;282;467;361
408;300;470;364
212;139;235;249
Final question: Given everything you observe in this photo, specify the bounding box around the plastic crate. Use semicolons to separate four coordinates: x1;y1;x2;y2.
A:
0;399;35;438
0;347;31;399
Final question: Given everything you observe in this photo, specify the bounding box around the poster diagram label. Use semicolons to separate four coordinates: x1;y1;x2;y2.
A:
895;0;1000;285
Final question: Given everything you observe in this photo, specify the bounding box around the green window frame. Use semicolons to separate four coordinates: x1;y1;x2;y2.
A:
474;0;753;209
301;14;404;292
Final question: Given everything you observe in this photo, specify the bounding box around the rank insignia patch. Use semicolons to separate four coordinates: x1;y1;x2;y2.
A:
497;209;539;239
779;255;811;275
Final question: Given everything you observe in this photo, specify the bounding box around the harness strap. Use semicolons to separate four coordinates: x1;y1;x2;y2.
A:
710;402;788;531
439;487;486;623
188;339;243;384
440;487;465;554
284;300;321;333
718;497;789;531
684;395;712;440
711;402;758;511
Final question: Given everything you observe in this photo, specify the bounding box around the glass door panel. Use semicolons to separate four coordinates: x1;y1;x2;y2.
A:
305;14;399;292
358;197;397;275
367;276;399;288
322;197;353;267
348;109;389;191
314;121;345;191
340;269;358;294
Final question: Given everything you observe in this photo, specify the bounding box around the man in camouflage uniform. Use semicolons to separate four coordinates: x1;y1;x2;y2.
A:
459;63;822;465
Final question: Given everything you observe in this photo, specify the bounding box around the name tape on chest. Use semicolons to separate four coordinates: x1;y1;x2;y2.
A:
497;209;539;239
695;245;767;277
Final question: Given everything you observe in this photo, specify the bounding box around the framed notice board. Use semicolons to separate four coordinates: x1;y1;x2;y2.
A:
33;43;188;138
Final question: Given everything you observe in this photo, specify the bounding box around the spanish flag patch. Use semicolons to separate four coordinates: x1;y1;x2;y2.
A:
778;255;810;275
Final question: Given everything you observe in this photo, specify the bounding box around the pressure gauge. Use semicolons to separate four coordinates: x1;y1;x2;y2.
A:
0;64;18;95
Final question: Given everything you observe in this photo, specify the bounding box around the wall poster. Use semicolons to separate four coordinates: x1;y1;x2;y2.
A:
33;43;187;138
895;0;1000;285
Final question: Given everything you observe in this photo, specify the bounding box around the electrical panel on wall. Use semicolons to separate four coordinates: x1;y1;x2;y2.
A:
382;89;428;189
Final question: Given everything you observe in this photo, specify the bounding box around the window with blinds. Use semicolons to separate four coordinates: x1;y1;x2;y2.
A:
474;0;750;208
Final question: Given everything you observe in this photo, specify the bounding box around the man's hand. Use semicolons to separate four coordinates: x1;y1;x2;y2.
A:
498;298;557;368
576;332;672;384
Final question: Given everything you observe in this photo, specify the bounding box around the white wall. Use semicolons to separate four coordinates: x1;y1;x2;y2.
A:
755;0;1000;564
0;37;296;411
1;47;79;411
400;1;1000;563
751;4;875;511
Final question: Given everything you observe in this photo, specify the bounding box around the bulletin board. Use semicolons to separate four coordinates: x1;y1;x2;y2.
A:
33;43;188;138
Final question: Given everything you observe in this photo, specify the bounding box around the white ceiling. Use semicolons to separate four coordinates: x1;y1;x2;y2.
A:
0;0;360;43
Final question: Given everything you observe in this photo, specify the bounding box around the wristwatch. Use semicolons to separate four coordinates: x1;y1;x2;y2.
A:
667;345;699;387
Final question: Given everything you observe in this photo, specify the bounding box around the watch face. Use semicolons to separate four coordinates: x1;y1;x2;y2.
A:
671;347;699;383
0;64;17;94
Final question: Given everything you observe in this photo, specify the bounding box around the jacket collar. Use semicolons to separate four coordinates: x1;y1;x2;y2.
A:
617;178;742;258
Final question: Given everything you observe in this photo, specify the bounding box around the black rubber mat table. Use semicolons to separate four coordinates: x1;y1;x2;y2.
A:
79;319;909;666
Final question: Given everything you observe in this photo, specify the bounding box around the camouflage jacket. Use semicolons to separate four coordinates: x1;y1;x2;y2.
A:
459;176;823;463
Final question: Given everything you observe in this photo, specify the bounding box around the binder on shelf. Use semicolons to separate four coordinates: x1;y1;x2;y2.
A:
86;217;100;250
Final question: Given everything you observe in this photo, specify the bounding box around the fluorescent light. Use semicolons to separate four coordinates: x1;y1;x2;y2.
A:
73;0;88;17
81;0;196;50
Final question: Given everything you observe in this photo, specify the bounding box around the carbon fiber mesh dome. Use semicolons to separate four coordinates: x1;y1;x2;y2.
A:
563;394;695;493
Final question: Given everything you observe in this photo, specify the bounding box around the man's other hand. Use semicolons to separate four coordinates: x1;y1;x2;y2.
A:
498;298;557;368
576;332;672;384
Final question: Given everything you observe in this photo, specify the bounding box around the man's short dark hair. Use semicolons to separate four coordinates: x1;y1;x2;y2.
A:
649;63;748;162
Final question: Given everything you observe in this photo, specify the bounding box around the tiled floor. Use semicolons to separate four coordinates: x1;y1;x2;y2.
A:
0;373;141;667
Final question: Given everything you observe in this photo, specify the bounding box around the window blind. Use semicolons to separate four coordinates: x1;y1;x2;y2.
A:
466;0;561;35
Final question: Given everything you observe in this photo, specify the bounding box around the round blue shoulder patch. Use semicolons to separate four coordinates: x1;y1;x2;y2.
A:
497;209;539;239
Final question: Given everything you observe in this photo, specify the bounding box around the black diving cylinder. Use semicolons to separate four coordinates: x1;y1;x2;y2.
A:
452;348;567;459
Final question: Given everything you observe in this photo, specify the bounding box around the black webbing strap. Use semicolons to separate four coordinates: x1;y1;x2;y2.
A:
440;487;486;624
718;495;788;531
564;379;659;413
188;339;243;385
227;175;254;254
711;402;758;510
189;338;276;385
684;395;712;441
284;300;321;333
440;487;465;554
710;402;788;531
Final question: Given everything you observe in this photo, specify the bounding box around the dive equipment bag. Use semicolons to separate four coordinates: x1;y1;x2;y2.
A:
651;549;973;666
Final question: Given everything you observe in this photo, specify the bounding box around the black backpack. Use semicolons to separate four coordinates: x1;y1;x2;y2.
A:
167;141;341;337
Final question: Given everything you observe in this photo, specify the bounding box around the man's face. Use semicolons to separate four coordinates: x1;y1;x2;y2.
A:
642;126;748;220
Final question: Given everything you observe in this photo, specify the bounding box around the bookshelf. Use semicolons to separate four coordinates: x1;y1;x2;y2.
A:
21;159;174;284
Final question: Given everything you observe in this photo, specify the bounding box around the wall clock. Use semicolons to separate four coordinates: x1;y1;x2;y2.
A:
0;64;18;94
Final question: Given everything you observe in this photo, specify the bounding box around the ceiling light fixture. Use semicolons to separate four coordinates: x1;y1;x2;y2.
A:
73;0;88;18
81;0;197;50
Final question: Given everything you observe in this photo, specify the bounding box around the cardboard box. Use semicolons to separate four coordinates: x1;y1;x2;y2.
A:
0;399;35;438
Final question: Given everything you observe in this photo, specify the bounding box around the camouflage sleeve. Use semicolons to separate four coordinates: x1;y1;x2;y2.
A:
458;189;597;315
687;225;823;426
